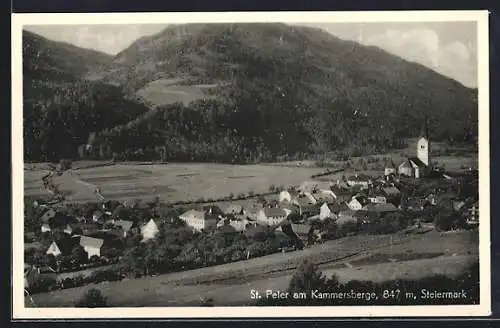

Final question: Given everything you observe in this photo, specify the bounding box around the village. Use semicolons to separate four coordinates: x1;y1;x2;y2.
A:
24;136;479;297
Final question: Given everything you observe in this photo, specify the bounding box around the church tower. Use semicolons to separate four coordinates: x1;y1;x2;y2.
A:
417;137;429;166
417;115;430;166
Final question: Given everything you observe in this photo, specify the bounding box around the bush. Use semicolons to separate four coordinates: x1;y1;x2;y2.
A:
59;159;72;171
75;288;108;307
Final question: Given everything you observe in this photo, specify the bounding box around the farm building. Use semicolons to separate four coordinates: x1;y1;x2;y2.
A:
46;237;79;257
141;219;160;241
46;241;62;257
79;236;104;259
367;192;387;204
179;210;218;232
256;207;288;226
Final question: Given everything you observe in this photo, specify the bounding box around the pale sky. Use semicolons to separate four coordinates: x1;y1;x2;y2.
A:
24;21;478;88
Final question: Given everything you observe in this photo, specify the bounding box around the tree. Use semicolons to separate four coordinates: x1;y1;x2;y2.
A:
75;288;108;307
288;259;328;295
71;245;88;266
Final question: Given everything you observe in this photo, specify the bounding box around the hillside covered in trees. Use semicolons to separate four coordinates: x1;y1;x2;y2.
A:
23;24;478;163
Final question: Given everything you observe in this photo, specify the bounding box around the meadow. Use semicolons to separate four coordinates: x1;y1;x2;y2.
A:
28;230;478;307
24;162;325;203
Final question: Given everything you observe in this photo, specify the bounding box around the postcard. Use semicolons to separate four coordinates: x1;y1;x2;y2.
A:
11;10;490;319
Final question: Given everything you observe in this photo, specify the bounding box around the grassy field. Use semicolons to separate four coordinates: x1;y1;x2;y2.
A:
136;78;219;106
24;162;325;203
29;230;478;307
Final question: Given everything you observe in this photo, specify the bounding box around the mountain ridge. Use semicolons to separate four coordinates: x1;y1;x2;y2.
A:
22;24;478;163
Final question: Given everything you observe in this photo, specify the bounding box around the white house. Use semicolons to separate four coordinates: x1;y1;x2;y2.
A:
141;219;160;241
367;195;387;204
256;207;288;226
79;236;104;259
319;202;338;221
279;189;299;203
63;224;73;235
346;174;372;189
46;241;62;257
347;195;370;211
179;210;218;233
114;219;134;238
41;223;51;233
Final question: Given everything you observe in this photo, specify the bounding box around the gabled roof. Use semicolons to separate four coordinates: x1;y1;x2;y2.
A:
351;195;370;206
331;186;352;196
114;219;133;231
79;235;104;249
347;174;372;182
322;202;341;213
338;209;357;217
180;209;206;221
408;157;427;168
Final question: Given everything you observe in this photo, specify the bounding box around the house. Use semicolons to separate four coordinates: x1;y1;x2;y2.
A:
319;202;340;220
398;137;430;178
229;218;253;232
346;174;372;189
79;236;104;259
313;191;336;204
244;203;264;220
303;192;318;205
41;223;52;233
330;186;353;203
46;241;62;257
179;210;218;233
347;195;370;211
336;210;358;225
256;207;288;226
114;219;134;238
279;189;299;203
366;191;387;204
141;219;160;241
384;167;396;176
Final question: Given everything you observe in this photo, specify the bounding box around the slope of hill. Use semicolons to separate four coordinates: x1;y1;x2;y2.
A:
23;24;478;163
22;30;150;162
23;30;113;83
92;23;478;162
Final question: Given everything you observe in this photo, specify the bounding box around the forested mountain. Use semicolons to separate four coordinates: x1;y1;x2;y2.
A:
23;24;478;163
23;30;150;161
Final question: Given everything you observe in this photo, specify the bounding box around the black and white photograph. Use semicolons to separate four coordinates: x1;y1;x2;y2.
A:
12;11;490;318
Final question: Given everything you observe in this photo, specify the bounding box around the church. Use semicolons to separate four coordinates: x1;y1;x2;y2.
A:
397;137;430;179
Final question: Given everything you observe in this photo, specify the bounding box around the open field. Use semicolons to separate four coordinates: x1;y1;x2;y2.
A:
29;230;478;307
24;162;325;203
136;78;219;106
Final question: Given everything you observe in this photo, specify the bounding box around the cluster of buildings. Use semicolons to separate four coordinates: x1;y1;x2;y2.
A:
28;136;479;280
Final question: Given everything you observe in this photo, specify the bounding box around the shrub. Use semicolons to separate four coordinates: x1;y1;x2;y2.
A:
75;288;108;307
59;159;73;171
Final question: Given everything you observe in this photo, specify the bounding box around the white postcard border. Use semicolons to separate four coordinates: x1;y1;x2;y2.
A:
11;10;491;319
